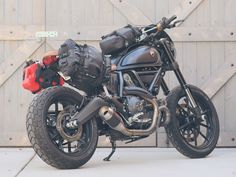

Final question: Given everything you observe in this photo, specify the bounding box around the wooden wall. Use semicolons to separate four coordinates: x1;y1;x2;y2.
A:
0;0;235;147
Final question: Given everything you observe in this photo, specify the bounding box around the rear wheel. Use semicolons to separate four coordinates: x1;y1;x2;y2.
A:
165;85;219;158
26;86;98;169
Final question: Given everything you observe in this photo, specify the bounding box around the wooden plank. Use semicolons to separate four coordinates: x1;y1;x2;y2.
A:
109;0;151;25
45;25;119;41
1;69;19;145
196;42;211;85
157;132;173;147
212;89;225;131
210;0;225;26
217;132;236;147
182;42;197;85
201;59;236;99
168;0;182;14
128;0;156;23
0;132;31;146
0;25;235;42
47;26;236;41
4;0;17;25
196;0;210;27
0;41;44;87
99;0;114;25
181;5;197;27
224;75;236;132
167;27;236;42
85;0;99;25
0;44;45;147
225;0;236;26
210;42;225;73
168;42;183;88
224;42;236;132
3;40;20;61
113;4;128;25
32;0;46;25
155;0;169;22
210;42;225;131
0;0;4;24
71;0;86;26
46;0;58;25
0;41;4;64
2;70;18;128
0;25;44;40
46;0;71;26
47;40;101;52
0;83;4;132
168;0;205;26
17;0;33;24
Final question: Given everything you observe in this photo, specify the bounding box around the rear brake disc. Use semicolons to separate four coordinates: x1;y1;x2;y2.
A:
56;108;83;142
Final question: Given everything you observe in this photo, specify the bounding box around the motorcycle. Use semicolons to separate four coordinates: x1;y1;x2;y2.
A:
23;15;219;169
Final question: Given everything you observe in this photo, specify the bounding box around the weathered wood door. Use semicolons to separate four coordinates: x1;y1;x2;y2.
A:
0;0;45;146
0;0;236;147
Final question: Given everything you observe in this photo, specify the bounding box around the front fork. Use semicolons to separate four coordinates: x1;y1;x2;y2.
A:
160;38;201;118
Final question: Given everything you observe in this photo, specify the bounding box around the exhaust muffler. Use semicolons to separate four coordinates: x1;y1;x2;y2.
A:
99;97;160;136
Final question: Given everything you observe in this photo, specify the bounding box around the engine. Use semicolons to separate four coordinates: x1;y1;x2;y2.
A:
123;96;153;129
123;73;153;129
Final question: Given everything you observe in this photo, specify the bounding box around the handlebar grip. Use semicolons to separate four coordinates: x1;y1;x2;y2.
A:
165;15;177;25
156;15;177;31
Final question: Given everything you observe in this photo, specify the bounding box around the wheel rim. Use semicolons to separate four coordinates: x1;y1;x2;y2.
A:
45;97;93;154
176;96;214;149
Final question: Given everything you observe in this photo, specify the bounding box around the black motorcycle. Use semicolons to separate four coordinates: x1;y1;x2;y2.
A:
23;15;219;169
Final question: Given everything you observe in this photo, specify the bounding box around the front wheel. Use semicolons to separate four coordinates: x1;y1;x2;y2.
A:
165;85;219;158
26;86;98;169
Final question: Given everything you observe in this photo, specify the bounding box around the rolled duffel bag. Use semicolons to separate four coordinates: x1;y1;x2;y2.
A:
99;24;142;55
58;39;106;94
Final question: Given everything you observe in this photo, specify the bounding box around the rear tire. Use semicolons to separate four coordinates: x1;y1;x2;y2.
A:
26;86;98;169
165;85;219;158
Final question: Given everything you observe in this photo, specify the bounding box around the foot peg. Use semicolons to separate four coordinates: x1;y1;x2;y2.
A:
103;140;116;161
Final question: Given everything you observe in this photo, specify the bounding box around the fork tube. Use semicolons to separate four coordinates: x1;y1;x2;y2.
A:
118;71;124;97
160;78;170;96
160;38;198;108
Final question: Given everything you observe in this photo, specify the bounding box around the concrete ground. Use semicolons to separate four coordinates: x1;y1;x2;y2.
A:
1;148;236;177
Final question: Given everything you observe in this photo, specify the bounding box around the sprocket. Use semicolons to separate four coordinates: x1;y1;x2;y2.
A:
56;106;83;142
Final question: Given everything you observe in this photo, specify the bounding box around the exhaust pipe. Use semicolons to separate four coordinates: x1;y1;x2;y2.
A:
99;97;159;136
67;97;108;128
158;105;171;126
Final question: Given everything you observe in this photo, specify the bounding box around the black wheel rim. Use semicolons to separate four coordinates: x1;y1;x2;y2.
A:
176;96;214;149
45;96;93;154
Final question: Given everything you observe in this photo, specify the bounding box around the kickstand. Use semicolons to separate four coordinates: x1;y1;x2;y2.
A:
103;140;116;161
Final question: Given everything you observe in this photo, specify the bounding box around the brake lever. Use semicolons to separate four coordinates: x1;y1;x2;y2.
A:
166;19;185;29
173;19;185;26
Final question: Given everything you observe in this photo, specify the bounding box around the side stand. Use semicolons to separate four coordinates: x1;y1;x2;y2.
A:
103;140;116;161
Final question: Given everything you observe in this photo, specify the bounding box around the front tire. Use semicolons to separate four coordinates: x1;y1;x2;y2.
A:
165;85;219;158
26;86;98;169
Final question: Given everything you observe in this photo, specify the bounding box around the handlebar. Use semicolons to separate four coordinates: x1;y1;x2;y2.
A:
157;15;177;31
165;15;177;26
142;15;183;34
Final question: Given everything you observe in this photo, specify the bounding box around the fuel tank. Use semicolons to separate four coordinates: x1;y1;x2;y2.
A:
117;46;161;70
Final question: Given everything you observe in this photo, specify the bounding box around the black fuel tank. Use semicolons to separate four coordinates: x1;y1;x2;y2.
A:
117;46;161;70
